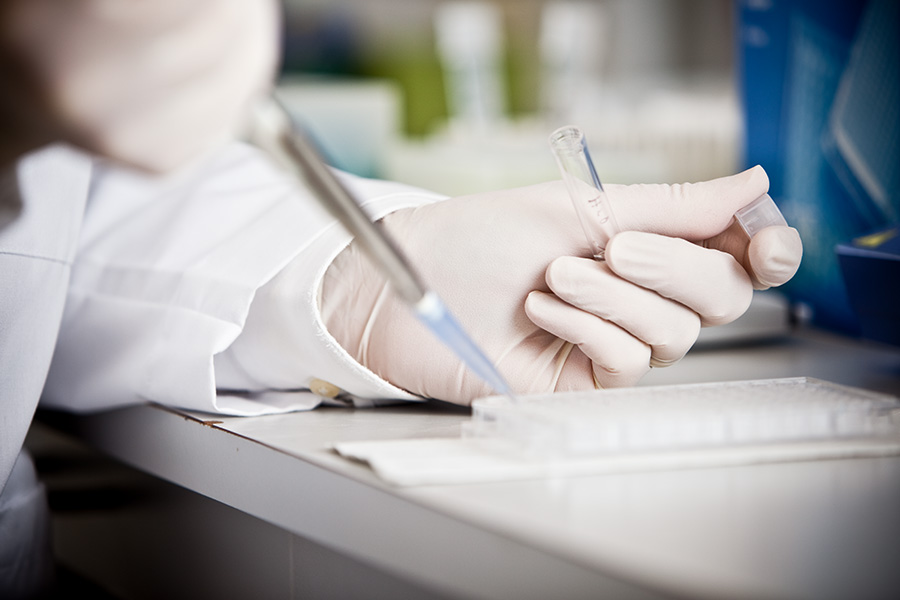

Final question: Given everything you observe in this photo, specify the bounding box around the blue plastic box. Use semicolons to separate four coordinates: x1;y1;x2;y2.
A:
836;226;900;346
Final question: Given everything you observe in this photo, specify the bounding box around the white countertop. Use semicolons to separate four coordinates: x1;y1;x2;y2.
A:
41;327;900;599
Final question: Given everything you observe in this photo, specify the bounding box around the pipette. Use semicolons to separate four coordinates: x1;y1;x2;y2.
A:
248;97;516;400
548;125;788;259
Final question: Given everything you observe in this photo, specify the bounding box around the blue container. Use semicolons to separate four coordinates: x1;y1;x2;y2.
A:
836;226;900;347
736;0;899;335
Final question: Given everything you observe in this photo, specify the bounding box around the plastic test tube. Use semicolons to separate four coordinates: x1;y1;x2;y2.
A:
548;125;789;258
549;125;617;260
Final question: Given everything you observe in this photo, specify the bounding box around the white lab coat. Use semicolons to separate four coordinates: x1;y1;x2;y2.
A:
1;146;89;596
1;141;441;494
1;146;91;491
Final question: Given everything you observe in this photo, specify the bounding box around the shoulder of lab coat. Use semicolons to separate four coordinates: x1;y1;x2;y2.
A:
41;142;445;416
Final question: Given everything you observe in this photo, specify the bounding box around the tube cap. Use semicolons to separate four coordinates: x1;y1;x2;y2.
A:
735;193;788;238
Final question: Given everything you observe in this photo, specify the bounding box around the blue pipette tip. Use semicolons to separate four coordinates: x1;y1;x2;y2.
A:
414;292;518;403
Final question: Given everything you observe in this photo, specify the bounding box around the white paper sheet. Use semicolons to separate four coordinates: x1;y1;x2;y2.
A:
334;435;900;487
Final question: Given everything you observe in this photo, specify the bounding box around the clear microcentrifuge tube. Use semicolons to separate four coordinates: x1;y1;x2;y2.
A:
549;125;619;260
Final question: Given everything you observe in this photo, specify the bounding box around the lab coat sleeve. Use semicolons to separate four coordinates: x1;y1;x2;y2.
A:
1;146;90;492
41;142;445;416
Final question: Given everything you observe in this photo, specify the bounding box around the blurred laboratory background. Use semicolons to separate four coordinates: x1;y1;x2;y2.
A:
276;0;899;345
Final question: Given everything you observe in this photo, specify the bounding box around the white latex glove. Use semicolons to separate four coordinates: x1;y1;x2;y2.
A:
0;0;278;171
320;166;802;405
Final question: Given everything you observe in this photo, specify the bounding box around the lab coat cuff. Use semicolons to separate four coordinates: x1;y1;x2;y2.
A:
212;170;446;413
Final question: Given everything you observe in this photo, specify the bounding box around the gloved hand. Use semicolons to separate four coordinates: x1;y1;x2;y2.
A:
320;165;802;404
0;0;278;171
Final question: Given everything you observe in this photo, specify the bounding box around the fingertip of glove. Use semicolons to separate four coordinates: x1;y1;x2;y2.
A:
649;355;679;368
603;233;626;272
605;231;660;274
524;290;558;327
745;164;770;191
525;289;546;302
545;255;593;291
604;230;637;259
750;226;803;287
524;289;548;310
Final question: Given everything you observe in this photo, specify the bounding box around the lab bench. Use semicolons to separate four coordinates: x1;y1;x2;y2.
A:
26;327;900;600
